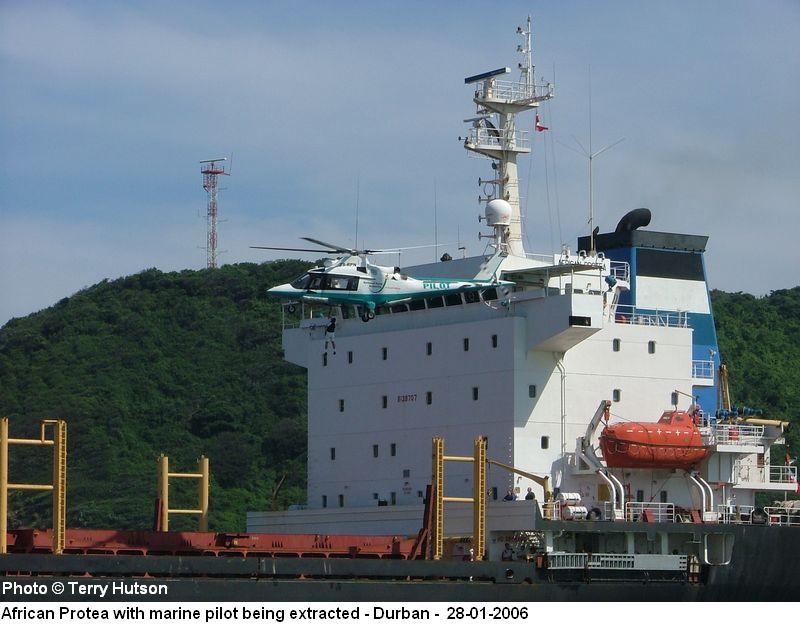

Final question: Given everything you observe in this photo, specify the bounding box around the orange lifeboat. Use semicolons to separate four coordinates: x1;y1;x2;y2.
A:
600;410;711;469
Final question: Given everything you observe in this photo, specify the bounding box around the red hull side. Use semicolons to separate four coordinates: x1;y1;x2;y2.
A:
599;411;711;470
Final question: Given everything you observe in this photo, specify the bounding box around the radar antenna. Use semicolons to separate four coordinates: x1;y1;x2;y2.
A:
464;15;553;256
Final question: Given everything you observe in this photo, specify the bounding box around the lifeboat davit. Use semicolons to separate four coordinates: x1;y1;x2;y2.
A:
600;410;711;469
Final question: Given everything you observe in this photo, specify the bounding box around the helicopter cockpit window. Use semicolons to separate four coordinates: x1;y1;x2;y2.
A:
307;275;323;290
290;273;311;289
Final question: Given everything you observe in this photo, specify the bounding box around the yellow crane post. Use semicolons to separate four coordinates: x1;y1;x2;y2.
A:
0;417;67;554
158;454;210;532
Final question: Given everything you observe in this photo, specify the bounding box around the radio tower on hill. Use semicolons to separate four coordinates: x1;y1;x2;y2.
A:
200;157;230;269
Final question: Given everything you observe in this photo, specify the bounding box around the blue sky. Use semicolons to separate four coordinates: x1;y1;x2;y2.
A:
1;1;798;324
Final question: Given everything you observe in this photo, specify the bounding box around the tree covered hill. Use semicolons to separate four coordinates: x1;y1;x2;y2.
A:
0;264;797;532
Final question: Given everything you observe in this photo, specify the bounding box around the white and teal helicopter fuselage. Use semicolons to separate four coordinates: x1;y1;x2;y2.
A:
268;255;512;321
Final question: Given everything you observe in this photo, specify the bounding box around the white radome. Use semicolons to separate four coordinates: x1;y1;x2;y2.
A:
485;198;512;226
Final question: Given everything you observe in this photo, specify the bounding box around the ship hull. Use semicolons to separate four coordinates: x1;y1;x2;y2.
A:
2;524;797;601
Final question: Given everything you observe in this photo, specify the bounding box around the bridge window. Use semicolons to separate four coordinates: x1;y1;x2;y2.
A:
445;293;463;306
382;395;388;409
330;447;336;460
541;436;549;449
426;342;433;356
472;387;479;401
339;399;345;412
613;389;622;402
492;334;498;348
373;444;379;458
613;338;621;352
648;340;656;354
529;385;537;398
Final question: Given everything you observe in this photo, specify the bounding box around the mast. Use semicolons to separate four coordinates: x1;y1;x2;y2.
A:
464;15;553;256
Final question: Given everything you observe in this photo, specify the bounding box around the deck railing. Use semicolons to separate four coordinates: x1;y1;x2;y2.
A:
733;462;798;485
547;552;687;571
612;305;688;328
764;507;800;527
702;423;765;446
625;501;675;523
474;79;553;103
692;359;715;380
465;127;530;151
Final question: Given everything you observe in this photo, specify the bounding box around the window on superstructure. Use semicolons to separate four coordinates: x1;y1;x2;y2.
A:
382;347;388;360
529;385;537;398
322;353;328;367
613;389;622;402
472;387;479;401
426;342;432;356
660;490;668;504
636;489;644;502
491;334;498;348
648;341;656;354
403;469;410;478
339;399;345;412
382;395;388;409
417;490;424;498
613;338;621;352
347;350;353;364
322;495;327;508
391;492;397;505
491;487;498;500
330;447;335;460
372;493;379;500
463;338;470;351
373;444;379;458
338;494;344;507
392;444;397;457
541;436;549;449
671;391;679;406
426;391;432;405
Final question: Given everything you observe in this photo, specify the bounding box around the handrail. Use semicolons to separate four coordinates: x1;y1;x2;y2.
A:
625;501;675;523
612;304;688;328
733;462;798;485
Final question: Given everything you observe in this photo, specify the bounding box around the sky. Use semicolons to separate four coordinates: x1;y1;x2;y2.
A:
1;1;798;325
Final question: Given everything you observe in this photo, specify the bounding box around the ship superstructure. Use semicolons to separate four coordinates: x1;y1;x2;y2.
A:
249;17;797;569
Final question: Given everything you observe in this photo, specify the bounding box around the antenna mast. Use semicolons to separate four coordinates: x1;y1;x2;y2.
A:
200;158;230;269
463;15;553;256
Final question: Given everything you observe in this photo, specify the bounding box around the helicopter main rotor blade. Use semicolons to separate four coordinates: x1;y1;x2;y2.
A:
369;242;458;253
301;237;356;254
250;245;339;253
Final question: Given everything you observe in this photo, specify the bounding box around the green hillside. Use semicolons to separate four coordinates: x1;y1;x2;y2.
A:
0;265;797;532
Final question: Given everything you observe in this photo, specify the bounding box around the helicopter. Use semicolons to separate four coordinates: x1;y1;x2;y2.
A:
252;238;513;322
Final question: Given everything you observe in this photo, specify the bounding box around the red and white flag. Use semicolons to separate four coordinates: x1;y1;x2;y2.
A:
535;114;549;132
